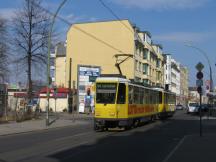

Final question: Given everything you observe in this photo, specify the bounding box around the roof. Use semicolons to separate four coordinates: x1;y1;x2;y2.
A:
96;76;130;83
39;87;75;93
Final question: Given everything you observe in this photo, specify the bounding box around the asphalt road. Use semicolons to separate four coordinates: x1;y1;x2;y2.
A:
0;110;216;162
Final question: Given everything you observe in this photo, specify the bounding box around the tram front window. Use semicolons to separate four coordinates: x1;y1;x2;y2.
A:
96;83;117;104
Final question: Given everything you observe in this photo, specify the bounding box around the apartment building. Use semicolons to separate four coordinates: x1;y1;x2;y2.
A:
63;19;164;88
164;55;181;95
180;65;189;106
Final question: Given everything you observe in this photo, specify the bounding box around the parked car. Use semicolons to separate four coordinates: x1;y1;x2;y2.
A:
195;104;209;113
176;104;184;110
187;102;199;114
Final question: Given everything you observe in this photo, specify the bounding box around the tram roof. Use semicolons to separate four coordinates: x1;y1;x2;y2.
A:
96;76;130;83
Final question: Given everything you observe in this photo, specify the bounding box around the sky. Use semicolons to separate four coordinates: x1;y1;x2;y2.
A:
0;0;216;88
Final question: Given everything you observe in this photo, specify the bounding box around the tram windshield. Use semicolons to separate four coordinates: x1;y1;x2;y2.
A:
96;83;117;104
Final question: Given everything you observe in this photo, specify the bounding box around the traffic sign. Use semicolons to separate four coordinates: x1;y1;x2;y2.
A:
196;71;203;79
196;62;204;71
196;80;203;87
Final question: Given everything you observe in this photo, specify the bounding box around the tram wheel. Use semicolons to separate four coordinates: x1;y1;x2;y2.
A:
133;119;140;128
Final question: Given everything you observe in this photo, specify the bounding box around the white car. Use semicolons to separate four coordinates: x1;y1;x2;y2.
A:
176;104;184;110
187;102;199;114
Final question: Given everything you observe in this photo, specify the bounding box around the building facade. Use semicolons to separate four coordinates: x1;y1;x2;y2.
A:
171;58;180;96
164;55;181;103
179;65;189;106
54;42;66;87
64;20;164;89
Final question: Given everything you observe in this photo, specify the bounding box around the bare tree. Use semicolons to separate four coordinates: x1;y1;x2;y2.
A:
0;17;9;83
12;0;50;102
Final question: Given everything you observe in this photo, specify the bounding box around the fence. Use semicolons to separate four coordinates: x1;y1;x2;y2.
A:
0;93;41;123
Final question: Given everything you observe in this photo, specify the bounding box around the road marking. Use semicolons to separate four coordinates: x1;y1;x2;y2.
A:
162;135;187;162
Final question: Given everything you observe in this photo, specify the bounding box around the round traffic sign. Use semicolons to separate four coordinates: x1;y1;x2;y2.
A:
196;71;203;79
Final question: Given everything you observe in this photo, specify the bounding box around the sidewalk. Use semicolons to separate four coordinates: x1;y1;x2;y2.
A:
166;133;216;162
164;118;216;162
0;113;93;136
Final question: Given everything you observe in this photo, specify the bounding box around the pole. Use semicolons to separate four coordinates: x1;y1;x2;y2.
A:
199;92;202;137
185;44;213;92
46;0;67;126
4;87;7;121
68;58;72;113
55;97;57;115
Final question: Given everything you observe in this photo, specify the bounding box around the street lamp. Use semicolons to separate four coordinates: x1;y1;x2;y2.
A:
46;0;68;126
185;44;213;92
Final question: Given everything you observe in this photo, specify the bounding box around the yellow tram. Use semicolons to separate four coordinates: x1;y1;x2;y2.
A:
94;75;176;130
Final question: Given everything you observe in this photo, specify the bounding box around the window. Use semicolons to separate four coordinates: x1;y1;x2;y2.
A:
159;92;162;104
144;89;149;104
156;60;160;68
143;49;148;59
117;83;126;104
140;88;144;104
145;34;152;44
136;60;139;71
134;86;140;104
140;47;143;57
143;79;149;85
149;90;153;104
128;85;134;104
143;63;148;75
96;83;117;104
140;62;142;72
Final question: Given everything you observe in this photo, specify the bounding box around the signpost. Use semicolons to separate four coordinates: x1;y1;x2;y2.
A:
53;86;57;115
196;62;204;137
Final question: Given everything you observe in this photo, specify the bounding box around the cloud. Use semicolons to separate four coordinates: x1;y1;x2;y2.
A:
64;13;97;24
0;8;16;20
112;0;210;10
153;32;215;43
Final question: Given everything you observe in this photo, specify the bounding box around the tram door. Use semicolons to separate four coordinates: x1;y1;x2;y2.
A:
0;84;7;117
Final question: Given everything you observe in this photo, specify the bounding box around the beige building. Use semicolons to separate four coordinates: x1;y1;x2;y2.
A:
179;65;189;106
56;20;164;88
55;42;66;87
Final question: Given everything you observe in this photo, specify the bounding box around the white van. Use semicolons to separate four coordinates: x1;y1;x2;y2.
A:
187;102;199;114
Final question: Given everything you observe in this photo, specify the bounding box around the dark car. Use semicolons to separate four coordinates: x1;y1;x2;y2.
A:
195;104;209;113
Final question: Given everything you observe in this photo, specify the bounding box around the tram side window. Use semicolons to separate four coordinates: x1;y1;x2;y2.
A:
159;92;162;104
149;90;153;104
128;85;134;104
134;86;140;104
117;83;126;104
144;89;149;104
154;91;159;104
164;93;168;104
140;88;144;104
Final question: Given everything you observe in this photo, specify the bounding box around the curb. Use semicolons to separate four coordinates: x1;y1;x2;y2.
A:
0;120;89;137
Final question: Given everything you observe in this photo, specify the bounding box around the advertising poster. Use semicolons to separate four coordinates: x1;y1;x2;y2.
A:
77;65;100;113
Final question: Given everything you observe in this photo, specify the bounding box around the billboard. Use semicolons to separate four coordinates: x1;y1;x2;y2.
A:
77;65;100;113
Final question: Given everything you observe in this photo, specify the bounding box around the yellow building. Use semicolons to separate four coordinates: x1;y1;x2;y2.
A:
55;42;66;87
180;65;189;106
57;20;164;88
